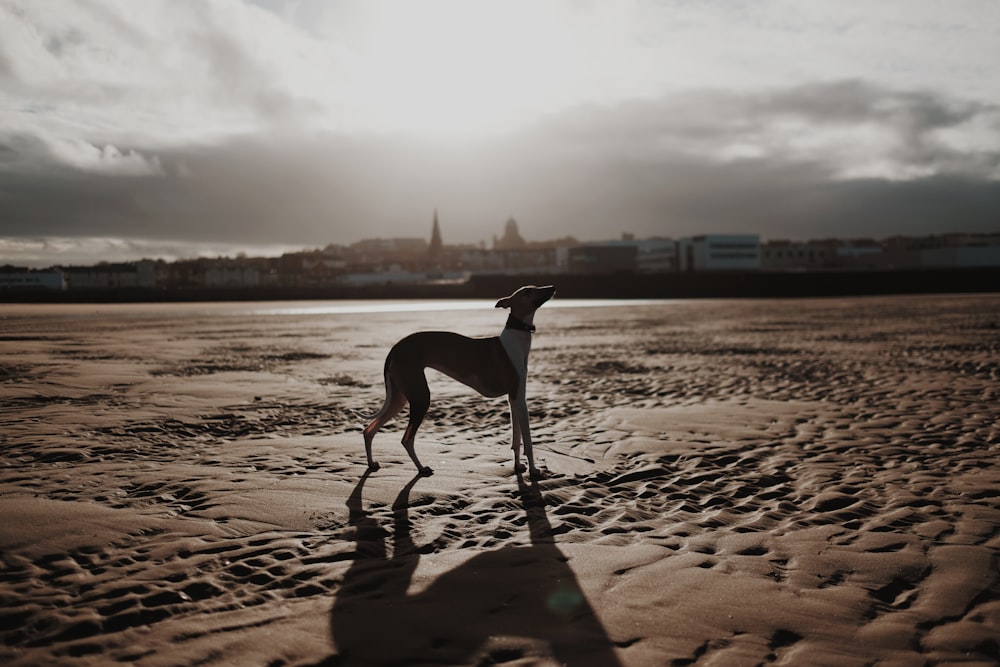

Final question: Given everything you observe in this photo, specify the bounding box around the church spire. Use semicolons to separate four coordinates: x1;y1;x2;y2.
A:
429;209;443;258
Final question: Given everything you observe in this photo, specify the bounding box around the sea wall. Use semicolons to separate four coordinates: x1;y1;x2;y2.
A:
2;267;998;303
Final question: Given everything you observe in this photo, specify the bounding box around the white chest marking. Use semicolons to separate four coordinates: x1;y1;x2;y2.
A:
499;329;531;383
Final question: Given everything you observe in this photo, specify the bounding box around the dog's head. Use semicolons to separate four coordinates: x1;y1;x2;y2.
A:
495;285;556;314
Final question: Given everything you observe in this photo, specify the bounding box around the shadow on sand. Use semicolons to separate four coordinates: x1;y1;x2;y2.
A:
321;471;623;665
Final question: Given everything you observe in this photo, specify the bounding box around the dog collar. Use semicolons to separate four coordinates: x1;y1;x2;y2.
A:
505;315;536;333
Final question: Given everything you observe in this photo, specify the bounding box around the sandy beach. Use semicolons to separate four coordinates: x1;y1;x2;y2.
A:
1;293;998;666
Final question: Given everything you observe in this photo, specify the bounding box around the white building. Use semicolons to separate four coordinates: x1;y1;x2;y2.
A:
0;267;66;290
678;235;761;271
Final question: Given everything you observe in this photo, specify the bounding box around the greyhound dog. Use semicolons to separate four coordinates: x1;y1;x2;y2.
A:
363;285;555;478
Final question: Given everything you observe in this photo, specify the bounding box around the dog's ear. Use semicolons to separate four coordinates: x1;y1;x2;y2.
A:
495;297;511;309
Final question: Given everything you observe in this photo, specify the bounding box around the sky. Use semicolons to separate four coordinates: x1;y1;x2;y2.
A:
1;0;999;267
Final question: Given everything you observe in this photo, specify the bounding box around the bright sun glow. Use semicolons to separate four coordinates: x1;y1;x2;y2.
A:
346;1;602;140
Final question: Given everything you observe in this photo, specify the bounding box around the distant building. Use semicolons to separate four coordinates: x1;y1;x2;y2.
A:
454;247;505;272
920;245;1000;269
762;239;837;271
340;271;435;286
762;234;1000;271
880;233;1000;269
565;244;638;274
347;237;429;273
0;266;66;291
62;260;156;290
494;218;527;250
678;235;761;271
350;238;428;257
204;259;263;288
302;245;348;272
557;236;674;274
828;239;884;269
635;239;677;273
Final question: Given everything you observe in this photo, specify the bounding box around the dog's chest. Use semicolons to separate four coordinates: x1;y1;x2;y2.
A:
499;329;531;381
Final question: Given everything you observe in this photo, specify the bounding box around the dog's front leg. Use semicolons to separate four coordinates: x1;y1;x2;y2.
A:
508;393;523;467
510;393;540;479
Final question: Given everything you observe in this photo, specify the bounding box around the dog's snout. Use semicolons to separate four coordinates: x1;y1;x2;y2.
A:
535;285;555;305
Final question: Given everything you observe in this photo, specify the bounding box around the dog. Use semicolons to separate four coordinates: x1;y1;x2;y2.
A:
363;285;555;478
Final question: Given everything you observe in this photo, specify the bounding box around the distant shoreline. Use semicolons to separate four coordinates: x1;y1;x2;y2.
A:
2;267;998;303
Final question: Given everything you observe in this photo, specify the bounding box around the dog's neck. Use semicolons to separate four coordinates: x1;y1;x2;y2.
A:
499;314;535;380
504;314;536;334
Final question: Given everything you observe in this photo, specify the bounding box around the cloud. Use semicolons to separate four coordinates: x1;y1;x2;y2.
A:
0;0;337;147
534;80;1000;182
47;138;164;176
4;84;998;260
513;82;1000;237
1;2;999;267
0;132;164;177
744;81;1000;179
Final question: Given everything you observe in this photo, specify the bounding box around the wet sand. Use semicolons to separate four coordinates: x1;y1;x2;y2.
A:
1;294;998;666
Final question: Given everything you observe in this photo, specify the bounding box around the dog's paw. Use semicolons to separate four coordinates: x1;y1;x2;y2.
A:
529;467;544;480
419;466;434;477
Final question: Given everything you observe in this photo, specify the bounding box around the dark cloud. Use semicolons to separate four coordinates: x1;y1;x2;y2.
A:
537;80;1000;174
1;81;998;259
748;81;999;175
791;176;1000;238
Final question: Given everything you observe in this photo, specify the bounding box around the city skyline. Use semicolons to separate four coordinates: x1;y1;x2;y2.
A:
2;1;999;268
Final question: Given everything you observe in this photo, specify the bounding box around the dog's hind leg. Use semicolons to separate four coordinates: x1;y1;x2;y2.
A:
363;371;406;471
400;373;433;476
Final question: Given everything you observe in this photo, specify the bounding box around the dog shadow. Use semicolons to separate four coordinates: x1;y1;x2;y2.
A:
325;471;623;665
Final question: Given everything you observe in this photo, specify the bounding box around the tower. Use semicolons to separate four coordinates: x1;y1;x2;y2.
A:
495;217;526;250
429;209;443;260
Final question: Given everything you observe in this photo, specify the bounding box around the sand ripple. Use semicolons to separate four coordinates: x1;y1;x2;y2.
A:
1;294;998;665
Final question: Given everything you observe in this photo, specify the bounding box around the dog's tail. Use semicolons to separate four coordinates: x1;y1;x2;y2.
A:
362;354;394;422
